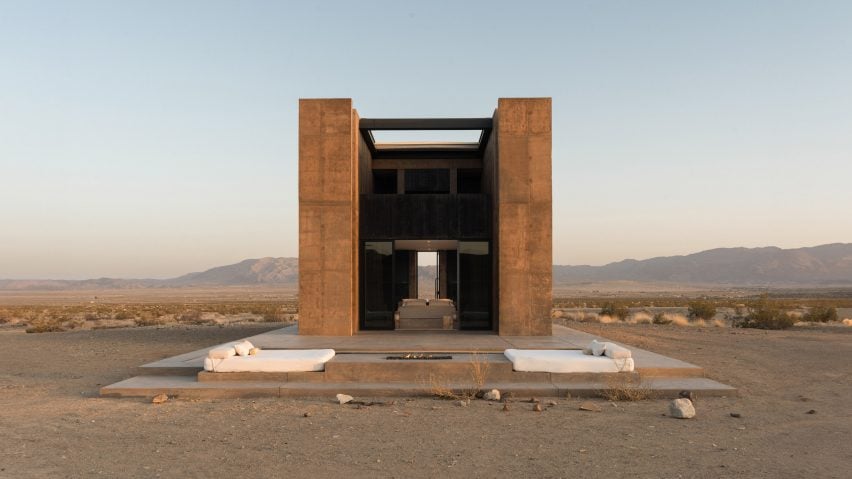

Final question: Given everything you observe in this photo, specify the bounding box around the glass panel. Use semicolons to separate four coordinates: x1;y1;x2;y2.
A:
458;241;491;330
363;241;394;329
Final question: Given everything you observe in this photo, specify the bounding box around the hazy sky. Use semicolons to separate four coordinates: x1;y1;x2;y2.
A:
2;1;851;279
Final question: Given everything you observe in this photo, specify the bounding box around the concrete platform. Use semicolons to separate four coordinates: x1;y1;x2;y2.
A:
101;324;735;399
101;375;735;399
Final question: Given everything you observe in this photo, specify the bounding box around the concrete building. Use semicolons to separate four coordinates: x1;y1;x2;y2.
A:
298;98;552;336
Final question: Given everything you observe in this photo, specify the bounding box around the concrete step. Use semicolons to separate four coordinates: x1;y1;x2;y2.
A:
101;375;737;399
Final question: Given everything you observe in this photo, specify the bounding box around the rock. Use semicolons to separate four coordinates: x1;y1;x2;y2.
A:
483;389;501;401
669;398;696;419
533;403;543;412
806;409;816;414
502;403;510;412
579;401;602;412
303;412;312;417
679;390;697;404
730;412;741;418
336;394;353;405
151;393;168;404
546;400;558;407
457;399;470;407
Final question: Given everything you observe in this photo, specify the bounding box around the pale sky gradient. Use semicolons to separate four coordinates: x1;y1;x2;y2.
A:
2;1;851;279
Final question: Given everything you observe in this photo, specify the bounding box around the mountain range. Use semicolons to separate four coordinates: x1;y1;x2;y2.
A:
1;243;850;290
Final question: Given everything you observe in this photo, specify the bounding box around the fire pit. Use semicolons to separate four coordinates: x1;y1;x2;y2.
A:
386;353;452;360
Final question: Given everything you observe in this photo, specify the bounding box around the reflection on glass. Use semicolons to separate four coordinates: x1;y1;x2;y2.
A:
458;241;491;330
364;241;394;328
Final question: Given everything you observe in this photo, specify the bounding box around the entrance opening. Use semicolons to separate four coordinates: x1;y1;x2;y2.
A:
360;239;491;332
417;251;438;299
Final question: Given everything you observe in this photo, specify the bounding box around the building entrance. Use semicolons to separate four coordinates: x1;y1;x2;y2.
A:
360;239;491;331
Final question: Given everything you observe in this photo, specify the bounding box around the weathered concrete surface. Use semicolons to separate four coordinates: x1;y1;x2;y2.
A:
299;99;359;335
496;98;552;336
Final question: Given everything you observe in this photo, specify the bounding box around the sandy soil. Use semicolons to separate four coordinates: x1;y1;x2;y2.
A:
1;322;850;478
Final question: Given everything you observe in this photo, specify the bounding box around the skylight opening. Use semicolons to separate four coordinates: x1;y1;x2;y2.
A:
371;129;482;144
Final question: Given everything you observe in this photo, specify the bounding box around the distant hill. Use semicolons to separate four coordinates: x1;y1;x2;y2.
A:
0;257;299;291
553;243;852;286
1;244;851;290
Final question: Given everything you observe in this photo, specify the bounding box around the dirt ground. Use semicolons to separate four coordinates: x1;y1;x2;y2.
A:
1;322;850;478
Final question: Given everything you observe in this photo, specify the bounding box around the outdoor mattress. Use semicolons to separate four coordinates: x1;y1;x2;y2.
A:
203;349;336;373
504;349;635;373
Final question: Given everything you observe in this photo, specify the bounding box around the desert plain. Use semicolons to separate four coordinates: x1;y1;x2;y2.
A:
0;287;850;478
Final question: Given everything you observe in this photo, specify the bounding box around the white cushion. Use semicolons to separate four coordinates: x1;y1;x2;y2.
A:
208;347;236;359
234;340;254;357
206;349;336;373
603;342;632;359
590;340;607;356
504;349;624;373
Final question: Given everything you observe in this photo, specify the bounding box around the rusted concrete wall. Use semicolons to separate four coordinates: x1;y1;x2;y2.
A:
495;98;552;336
298;99;358;335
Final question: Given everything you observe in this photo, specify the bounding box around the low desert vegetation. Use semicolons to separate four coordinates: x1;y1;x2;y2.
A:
0;301;299;333
687;300;717;320
801;305;838;323
735;295;795;330
599;302;629;321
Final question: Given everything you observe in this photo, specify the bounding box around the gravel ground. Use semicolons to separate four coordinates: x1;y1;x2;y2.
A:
1;322;850;478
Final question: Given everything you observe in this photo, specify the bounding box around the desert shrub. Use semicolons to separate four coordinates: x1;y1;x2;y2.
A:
600;302;629;321
25;318;65;333
84;312;100;321
176;310;206;324
629;312;653;324
598;375;650;401
134;312;166;327
736;296;795;330
113;310;134;320
688;300;717;320
802;306;838;323
652;312;672;325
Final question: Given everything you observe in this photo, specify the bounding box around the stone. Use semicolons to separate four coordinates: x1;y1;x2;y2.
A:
669;398;696;419
730;412;741;418
533;403;543;412
303;412;312;417
679;390;697;404
483;389;501;401
457;399;470;407
502;403;510;412
806;409;816;414
336;394;353;405
546;400;557;407
151;393;168;404
579;401;602;412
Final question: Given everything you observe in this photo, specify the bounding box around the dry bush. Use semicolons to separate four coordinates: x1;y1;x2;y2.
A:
597;314;618;324
551;309;564;319
652;312;672;325
841;318;852;326
668;314;690;327
628;312;653;324
425;373;459;400
598;375;650;401
25;317;65;334
134;312;166;327
802;306;838;323
423;352;490;400
711;319;727;328
113;310;134;320
600;302;629;321
467;351;489;396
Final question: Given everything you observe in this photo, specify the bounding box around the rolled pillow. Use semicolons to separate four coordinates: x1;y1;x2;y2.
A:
590;340;607;356
603;342;631;359
249;347;261;356
208;347;236;359
234;340;255;357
